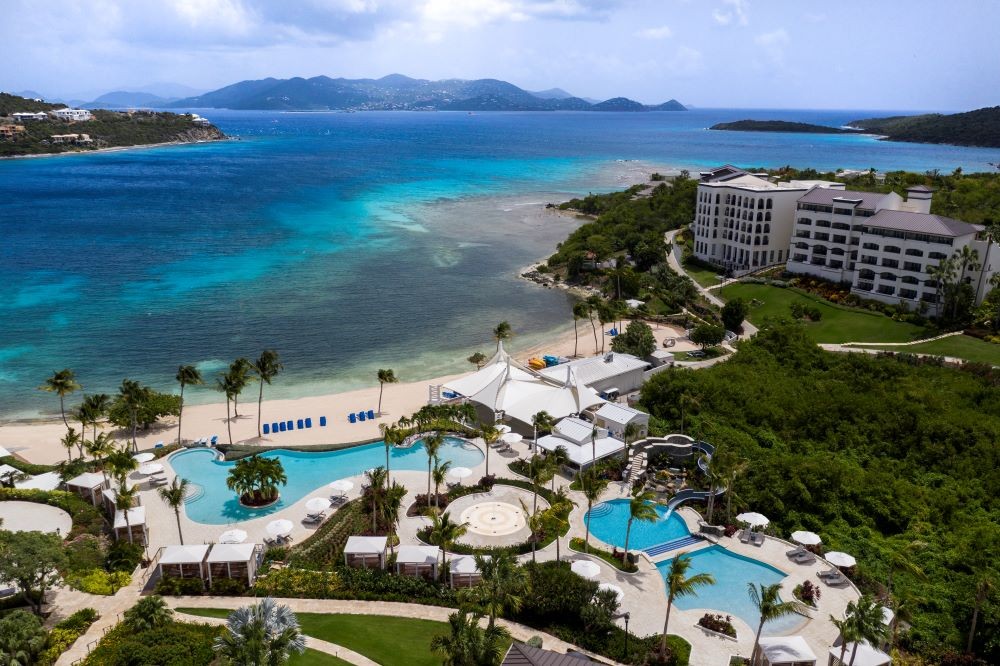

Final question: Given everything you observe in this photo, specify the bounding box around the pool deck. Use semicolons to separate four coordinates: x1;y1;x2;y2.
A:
50;434;856;666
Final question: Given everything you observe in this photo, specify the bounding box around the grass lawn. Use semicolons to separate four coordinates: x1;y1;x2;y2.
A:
178;609;450;666
290;649;353;666
719;283;931;344
681;257;723;288
853;335;1000;365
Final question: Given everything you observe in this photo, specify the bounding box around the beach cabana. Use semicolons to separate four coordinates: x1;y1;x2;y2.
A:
449;554;485;588
102;487;138;517
207;543;264;586
343;536;388;569
113;505;148;545
758;636;817;666
14;471;61;491
158;544;210;584
65;472;109;506
828;641;891;666
396;545;439;580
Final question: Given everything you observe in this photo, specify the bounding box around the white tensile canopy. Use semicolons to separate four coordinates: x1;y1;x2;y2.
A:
758;636;817;665
442;342;604;427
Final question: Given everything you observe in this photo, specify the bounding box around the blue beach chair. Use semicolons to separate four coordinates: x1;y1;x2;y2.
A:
367;409;375;420
358;411;366;422
279;422;287;432
210;435;218;446
348;413;356;424
272;422;279;434
286;420;294;431
297;419;304;430
263;423;270;435
319;416;327;427
305;418;312;428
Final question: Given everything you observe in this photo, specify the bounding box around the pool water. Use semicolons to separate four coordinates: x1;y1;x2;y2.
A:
656;545;806;635
170;437;483;524
585;498;690;550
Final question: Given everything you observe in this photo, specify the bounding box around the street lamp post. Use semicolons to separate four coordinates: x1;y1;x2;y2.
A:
623;612;630;659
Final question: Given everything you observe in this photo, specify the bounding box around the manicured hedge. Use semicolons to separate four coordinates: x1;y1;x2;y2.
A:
81;621;221;665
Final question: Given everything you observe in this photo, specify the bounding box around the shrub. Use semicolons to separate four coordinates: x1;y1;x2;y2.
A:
37;610;99;665
793;580;821;607
65;534;109;574
154;575;205;596
698;613;736;638
65;569;131;595
81;621;221;665
106;540;144;572
208;577;247;596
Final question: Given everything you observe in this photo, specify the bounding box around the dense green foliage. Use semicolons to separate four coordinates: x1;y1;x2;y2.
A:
107;388;181;431
82;620;222;665
0;530;67;615
37;608;100;665
639;323;1000;660
710;120;858;134
721;298;749;332
849;107;1000;148
611;320;657;358
0;610;48;665
0;92;62;114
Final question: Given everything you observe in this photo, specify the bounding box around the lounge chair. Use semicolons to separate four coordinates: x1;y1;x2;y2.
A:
263;423;270;435
367;409;375;420
279;422;287;432
752;532;765;546
817;568;841;579
278;534;293;544
791;550;816;564
297;419;304;430
272;422;279;433
820;571;849;587
739;530;752;544
263;536;278;547
286;420;294;431
305;418;312;428
303;513;324;524
786;547;806;558
319;416;327;427
348;413;357;424
210;435;218;446
358;411;367;422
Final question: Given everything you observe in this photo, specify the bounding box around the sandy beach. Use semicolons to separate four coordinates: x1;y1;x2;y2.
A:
1;317;693;465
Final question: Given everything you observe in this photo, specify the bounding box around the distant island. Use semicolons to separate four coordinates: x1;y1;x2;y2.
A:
710;119;860;134
0;92;226;157
848;106;1000;148
166;74;687;113
710;106;1000;148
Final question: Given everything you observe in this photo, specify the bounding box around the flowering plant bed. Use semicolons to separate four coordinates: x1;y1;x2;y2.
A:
793;580;822;607
698;613;737;638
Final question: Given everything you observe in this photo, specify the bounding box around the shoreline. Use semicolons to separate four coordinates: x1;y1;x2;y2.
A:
0;136;230;161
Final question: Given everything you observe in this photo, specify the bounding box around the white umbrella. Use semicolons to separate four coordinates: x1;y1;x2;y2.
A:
501;432;523;444
826;551;857;568
449;466;473;480
571;560;600;579
791;530;822;546
329;479;354;495
496;425;512;434
266;519;293;537
219;529;247;544
132;452;155;464
138;462;164;476
305;497;331;513
737;512;770;528
597;582;625;604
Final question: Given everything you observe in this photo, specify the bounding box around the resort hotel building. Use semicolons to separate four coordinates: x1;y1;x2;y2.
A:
691;165;998;308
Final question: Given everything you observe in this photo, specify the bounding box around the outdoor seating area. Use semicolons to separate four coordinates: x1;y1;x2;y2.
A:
64;471;109;506
343;535;388;569
347;409;377;423
264;416;329;435
395;544;439;580
818;568;851;587
786;546;817;565
113;505;148;545
449;554;484;588
157;542;264;587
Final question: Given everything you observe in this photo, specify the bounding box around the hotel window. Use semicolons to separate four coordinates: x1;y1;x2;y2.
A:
863;242;879;251
884;245;901;254
905;248;924;257
903;262;922;272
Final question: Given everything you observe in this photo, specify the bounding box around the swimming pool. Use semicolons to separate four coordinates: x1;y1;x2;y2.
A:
656;545;806;635
585;498;690;550
170;437;484;524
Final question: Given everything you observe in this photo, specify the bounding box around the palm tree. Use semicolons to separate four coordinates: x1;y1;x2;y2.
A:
623;489;658;565
428;510;469;578
467;351;487;370
380;423;404;486
106;445;138;487
432;457;452;509
885;539;926;600
467;552;524;630
115;483;138;544
213;598;307;665
380;481;408;553
124;595;173;631
597;304;612;353
72;402;91;458
227;358;254;418
85;431;115;486
38;369;80;432
661;553;715;658
519;499;544;563
578;467;609;553
541;487;575;561
622;422;641;464
364;466;388;532
59;427;80;462
217;372;238;445
424;432;444;500
830;615;860;666
586;296;600;353
118;378;146;452
82;393;110;443
175;365;203;445
479;424;500;478
967;576;993;654
589;426;598;466
251;351;282;438
525;455;552;513
431;610;510;666
226;454;287;505
376;368;397;415
928;257;957;319
492;321;512;351
572;301;590;357
531;410;554;453
842;594;889;666
157;477;190;545
748;582;800;665
546;445;570;492
955;245;981;284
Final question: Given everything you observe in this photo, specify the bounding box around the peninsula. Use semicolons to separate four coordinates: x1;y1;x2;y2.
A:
709;119;860;134
0;92;226;157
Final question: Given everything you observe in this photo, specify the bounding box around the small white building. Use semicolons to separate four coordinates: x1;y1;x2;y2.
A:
592;402;650;440
646;349;675;368
538;352;650;395
758;636;817;666
113;506;148;545
449;554;485;588
14;471;62;491
536;417;624;468
158;544;210;582
65;472;109;506
396;545;439;580
344;536;388;569
207;543;264;585
11;111;47;122
50;108;93;121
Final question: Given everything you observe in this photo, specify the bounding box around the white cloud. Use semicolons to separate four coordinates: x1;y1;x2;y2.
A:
713;0;749;27
666;46;704;75
637;24;673;40
754;28;790;66
420;0;619;28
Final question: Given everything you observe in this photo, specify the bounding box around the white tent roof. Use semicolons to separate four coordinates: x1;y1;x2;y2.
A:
344;536;388;555
15;472;61;491
207;543;257;563
396;545;439;565
160;544;210;565
66;472;106;488
830;642;890;666
442;342;604;425
0;446;11;457
113;506;146;528
538;352;649;386
450;554;485;575
0;464;20;478
595;403;648;427
759;636;817;665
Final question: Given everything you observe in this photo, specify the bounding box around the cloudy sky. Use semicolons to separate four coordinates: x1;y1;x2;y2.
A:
2;0;996;110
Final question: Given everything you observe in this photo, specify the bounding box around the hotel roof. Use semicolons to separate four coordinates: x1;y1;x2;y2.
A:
66;472;106;488
758;636;817;664
160;544;210;565
866;209;980;238
595;402;648;426
396;545;440;565
344;536;388;555
113;506;146;529
798;186;887;210
502;642;596;665
207;543;258;562
538;352;649;387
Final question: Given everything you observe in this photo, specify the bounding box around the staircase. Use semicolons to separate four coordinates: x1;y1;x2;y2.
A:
644;535;702;558
623;452;647;484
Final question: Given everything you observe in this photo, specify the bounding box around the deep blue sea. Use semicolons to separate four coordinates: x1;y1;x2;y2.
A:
1;108;996;418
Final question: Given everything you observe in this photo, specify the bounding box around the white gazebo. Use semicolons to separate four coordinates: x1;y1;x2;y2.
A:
206;543;264;585
158;544;210;583
536;417;624;468
395;545;439;580
829;641;891;666
14;472;61;491
65;472;109;506
343;536;388;570
592;402;650;440
758;636;817;666
449;554;485;588
113;505;148;545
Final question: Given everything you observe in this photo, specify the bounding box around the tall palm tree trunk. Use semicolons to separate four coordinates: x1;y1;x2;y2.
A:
177;382;185;445
378;383;385;414
623;521;632;564
226;398;233;445
174;508;185;545
589;315;598;354
750;621;765;665
584;501;592;552
60;395;69;431
660;599;674;656
257;381;265;437
975;240;993;302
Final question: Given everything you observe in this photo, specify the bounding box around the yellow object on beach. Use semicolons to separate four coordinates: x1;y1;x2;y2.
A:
528;358;547;369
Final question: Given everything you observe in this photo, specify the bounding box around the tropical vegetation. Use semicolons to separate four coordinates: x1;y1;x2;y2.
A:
226;454;288;506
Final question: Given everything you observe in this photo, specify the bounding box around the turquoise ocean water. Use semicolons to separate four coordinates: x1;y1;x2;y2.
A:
1;108;996;418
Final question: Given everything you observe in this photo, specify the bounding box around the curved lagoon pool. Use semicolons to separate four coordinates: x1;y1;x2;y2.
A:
171;437;483;524
585;498;690;550
656;545;805;635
